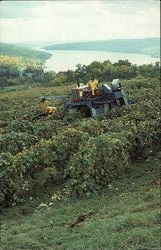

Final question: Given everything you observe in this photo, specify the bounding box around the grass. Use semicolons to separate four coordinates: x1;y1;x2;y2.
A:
1;155;160;250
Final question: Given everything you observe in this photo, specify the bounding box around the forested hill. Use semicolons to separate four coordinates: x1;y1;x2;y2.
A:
43;38;160;58
14;41;62;48
0;42;51;62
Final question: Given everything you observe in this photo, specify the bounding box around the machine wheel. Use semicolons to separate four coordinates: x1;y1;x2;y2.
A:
119;98;126;106
67;108;77;114
63;107;77;117
77;106;91;117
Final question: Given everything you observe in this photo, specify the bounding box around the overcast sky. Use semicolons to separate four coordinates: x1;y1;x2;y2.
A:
0;0;160;43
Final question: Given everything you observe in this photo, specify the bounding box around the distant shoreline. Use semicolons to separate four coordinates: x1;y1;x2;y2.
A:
43;48;160;60
43;38;160;60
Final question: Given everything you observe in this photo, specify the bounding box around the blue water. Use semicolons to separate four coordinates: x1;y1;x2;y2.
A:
44;50;159;72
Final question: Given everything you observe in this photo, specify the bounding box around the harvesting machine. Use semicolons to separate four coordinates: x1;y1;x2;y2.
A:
40;78;132;117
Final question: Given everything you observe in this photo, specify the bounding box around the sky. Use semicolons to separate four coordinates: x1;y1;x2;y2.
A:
0;0;160;43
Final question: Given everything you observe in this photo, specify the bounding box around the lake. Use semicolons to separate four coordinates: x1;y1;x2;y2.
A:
44;50;159;72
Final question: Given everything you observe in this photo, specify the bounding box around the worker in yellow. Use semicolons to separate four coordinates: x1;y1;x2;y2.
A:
40;97;57;115
87;77;99;95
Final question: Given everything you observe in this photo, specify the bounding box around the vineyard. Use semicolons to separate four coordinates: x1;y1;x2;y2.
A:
0;55;41;76
0;77;160;208
0;1;160;248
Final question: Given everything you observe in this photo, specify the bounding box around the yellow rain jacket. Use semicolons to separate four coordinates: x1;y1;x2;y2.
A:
87;79;99;95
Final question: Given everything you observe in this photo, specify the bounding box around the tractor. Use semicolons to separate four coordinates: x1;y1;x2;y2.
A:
40;78;132;117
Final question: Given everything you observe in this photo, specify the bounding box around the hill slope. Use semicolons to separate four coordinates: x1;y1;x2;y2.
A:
0;76;160;249
0;42;51;62
14;41;60;48
43;38;160;58
1;155;160;250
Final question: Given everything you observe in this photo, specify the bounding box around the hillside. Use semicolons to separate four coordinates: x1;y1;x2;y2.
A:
1;156;160;250
0;75;160;249
43;38;160;58
14;41;60;48
0;42;51;62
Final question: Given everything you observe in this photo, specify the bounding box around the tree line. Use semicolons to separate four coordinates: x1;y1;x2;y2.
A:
52;59;160;86
0;57;160;87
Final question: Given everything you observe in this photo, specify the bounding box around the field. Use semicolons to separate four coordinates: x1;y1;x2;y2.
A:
0;77;161;249
1;158;160;250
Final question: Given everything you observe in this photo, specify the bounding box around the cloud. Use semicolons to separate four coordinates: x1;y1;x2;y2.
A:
0;0;160;43
0;1;45;18
101;0;160;15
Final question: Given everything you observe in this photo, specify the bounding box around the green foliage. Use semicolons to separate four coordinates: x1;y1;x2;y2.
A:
67;132;131;195
50;72;68;86
0;132;37;155
0;152;21;207
1;155;160;250
74;60;160;83
0;42;51;62
0;43;52;87
0;55;45;88
0;77;160;206
74;118;105;137
1;49;160;88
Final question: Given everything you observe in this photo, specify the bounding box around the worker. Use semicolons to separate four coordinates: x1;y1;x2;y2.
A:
40;97;57;115
77;78;80;88
87;77;99;95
